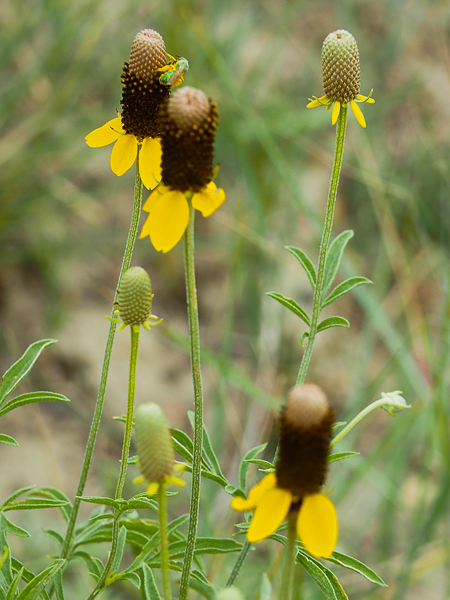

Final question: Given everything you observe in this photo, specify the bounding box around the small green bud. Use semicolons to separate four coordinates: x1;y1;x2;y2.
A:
322;30;361;103
134;403;175;483
118;267;153;326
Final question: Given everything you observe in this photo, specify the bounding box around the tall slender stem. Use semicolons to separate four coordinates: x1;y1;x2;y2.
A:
280;518;298;600
296;107;348;386
61;155;143;559
87;325;141;599
179;201;204;600
158;482;172;600
225;540;251;587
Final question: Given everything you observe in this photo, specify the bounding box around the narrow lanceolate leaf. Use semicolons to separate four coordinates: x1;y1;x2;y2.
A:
322;230;354;298
2;486;35;507
238;443;267;493
296;551;338;599
33;487;72;523
328;451;360;463
171;428;194;462
326;551;387;586
267;293;310;326
317;316;350;333
0;514;13;587
53;570;65;600
109;525;127;575
77;496;123;510
305;555;348;600
5;567;24;600
142;564;161;599
245;459;275;470
260;573;272;600
3;499;68;512
0;339;57;406
159;538;242;561
16;560;65;600
0;434;19;447
322;276;372;308
286;246;317;289
3;514;30;538
0;392;69;418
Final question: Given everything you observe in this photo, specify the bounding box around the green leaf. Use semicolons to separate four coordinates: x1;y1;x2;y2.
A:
43;529;65;548
123;497;159;511
3;498;68;512
322;230;354;297
260;573;272;600
286;246;317;289
245;459;275;470
5;567;23;600
317;316;350;333
267;292;310;326
159;537;241;561
142;564;161;600
296;551;339;599
0;339;57;405
2;486;35;507
0;392;69;418
181;464;228;488
0;434;19;447
77;496;123;510
238;443;267;492
16;560;64;600
112;570;141;588
10;559;51;600
326;551;386;586
189;570;216;599
0;515;12;589
301;553;348;600
202;421;224;478
109;525;127;576
33;487;72;522
322;277;372;308
53;570;65;600
2;514;30;538
328;451;360;463
171;429;194;462
71;551;104;581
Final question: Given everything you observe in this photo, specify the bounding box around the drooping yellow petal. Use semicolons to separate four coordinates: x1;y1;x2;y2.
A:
141;190;189;253
168;476;186;487
350;100;366;128
192;182;226;217
133;475;145;485
146;482;160;496
110;134;138;176
331;101;341;125
306;95;329;108
247;487;292;543
297;493;338;558
85;117;123;147
356;94;375;104
231;473;277;512
139;137;162;190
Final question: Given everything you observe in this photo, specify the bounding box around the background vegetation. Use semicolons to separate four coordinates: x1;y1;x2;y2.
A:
1;0;449;597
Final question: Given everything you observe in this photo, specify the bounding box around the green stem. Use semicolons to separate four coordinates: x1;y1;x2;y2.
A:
158;482;172;600
179;200;204;600
296;107;348;386
280;518;298;600
87;325;141;599
61;155;143;559
225;540;251;587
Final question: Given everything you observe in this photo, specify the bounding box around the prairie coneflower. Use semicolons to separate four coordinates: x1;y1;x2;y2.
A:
231;384;338;559
85;29;188;189
140;86;225;252
307;30;374;128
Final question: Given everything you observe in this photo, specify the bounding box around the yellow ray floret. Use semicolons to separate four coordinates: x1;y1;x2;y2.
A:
306;90;375;128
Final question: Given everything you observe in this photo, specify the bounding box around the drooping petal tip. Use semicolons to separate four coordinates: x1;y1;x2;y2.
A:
297;493;338;558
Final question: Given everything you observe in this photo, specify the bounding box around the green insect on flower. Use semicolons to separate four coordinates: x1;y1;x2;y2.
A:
159;55;189;87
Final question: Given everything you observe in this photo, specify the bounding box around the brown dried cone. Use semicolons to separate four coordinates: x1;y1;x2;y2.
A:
120;29;171;139
276;384;334;498
322;30;361;103
158;87;218;193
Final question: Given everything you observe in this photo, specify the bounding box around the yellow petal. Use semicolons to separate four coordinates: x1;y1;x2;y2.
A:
142;190;189;253
168;476;186;487
297;494;338;558
247;487;292;543
110;134;138;176
231;472;277;512
139;137;162;190
350;100;366;128
331;101;341;125
133;475;145;485
85;117;123;147
306;99;321;108
146;482;159;496
192;182;226;217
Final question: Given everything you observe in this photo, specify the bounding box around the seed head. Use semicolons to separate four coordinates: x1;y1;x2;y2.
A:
276;384;334;498
118;267;153;326
167;87;211;132
134;403;175;484
322;30;360;103
129;29;167;81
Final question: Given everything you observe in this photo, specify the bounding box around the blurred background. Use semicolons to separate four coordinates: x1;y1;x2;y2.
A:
1;0;450;598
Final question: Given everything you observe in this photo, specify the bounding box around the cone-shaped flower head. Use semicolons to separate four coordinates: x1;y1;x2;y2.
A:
231;384;338;558
307;30;374;127
140;87;226;252
133;403;185;495
118;267;153;326
85;29;187;189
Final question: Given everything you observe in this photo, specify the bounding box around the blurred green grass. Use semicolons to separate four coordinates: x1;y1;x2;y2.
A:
1;0;450;597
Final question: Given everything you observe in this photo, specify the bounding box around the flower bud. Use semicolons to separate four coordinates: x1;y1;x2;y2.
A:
158;86;218;193
276;384;334;498
118;266;153;326
129;29;167;80
134;403;175;484
322;30;360;103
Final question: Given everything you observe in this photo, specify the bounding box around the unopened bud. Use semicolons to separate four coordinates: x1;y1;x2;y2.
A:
167;87;211;132
276;384;334;498
129;29;167;80
322;30;360;103
134;403;175;483
118;267;153;326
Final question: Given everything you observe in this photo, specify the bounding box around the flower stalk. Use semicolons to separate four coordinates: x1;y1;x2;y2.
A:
61;152;144;559
296;106;348;385
179;199;204;600
158;482;172;600
280;518;298;600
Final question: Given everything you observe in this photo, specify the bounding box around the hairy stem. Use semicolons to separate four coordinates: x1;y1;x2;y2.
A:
280;518;298;600
296;107;348;386
179;201;204;600
225;540;251;587
158;482;172;600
